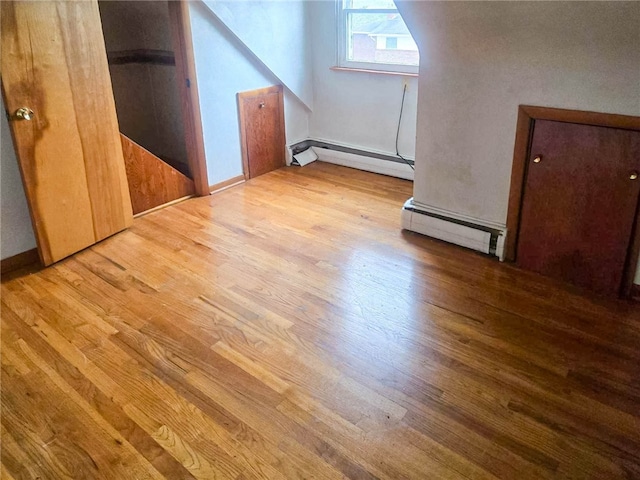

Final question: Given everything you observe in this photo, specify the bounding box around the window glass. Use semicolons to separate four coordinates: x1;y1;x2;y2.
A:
340;0;419;72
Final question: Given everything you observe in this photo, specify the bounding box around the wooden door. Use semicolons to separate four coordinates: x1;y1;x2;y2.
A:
238;85;285;179
517;120;640;295
1;0;133;266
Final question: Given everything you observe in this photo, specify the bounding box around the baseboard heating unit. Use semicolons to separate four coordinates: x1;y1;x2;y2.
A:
401;198;506;260
288;140;414;180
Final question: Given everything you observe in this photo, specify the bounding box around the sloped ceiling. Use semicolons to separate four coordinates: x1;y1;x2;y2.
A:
200;0;313;111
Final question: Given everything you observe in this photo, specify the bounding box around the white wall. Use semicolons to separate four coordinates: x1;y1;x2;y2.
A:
201;0;313;110
397;1;640;226
309;0;418;159
1;98;37;260
189;1;310;186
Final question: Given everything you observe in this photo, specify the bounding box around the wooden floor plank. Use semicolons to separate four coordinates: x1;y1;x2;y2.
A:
2;162;639;479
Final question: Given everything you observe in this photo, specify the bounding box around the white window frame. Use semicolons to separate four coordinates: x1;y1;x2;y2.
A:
336;0;419;74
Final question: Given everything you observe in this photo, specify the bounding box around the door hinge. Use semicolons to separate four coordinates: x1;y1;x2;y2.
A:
186;78;191;88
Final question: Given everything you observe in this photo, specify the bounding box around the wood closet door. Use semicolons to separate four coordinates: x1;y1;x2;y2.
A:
517;120;640;295
238;85;286;179
1;0;132;266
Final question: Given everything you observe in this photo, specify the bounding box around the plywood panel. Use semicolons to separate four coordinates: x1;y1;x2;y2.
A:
1;0;132;265
121;134;195;214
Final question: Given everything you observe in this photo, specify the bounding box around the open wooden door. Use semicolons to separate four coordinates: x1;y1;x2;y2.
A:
1;0;132;266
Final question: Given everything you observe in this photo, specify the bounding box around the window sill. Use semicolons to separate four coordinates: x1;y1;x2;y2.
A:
330;66;418;77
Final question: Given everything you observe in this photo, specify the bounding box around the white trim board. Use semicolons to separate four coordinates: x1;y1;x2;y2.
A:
311;147;414;180
402;198;506;260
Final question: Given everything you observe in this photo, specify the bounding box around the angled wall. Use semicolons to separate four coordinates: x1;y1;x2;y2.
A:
397;1;640;226
189;2;310;186
200;0;313;110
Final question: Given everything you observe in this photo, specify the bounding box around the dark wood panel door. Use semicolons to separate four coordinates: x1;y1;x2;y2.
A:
517;120;640;295
238;85;285;179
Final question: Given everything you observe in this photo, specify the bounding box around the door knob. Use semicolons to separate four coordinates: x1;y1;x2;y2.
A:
14;107;34;121
630;171;639;180
533;155;542;164
259;102;265;109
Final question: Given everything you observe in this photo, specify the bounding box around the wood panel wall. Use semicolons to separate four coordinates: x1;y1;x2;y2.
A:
121;134;195;215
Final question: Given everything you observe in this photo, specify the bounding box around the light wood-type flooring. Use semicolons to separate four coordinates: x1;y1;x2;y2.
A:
2;162;639;479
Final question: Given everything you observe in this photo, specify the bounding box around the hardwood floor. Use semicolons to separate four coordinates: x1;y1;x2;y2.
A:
2;162;639;479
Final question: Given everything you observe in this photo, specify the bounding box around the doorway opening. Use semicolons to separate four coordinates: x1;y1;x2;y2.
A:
98;0;208;214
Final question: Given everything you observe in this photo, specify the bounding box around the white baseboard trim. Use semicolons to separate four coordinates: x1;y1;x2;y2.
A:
312;147;414;180
402;198;507;260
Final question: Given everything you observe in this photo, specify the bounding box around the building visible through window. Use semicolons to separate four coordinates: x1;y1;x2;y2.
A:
338;0;419;73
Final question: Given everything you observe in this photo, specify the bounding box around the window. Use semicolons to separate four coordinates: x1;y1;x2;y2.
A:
337;0;419;74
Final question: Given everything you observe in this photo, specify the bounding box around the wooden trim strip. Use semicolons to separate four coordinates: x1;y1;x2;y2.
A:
1;248;40;275
237;91;250;180
107;49;175;66
623;206;640;295
237;85;284;98
133;195;195;219
505;106;535;262
520;105;640;131
168;0;209;196
209;175;245;194
505;105;640;298
277;85;286;179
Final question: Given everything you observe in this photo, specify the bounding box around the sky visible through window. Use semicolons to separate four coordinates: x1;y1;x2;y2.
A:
344;0;419;67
